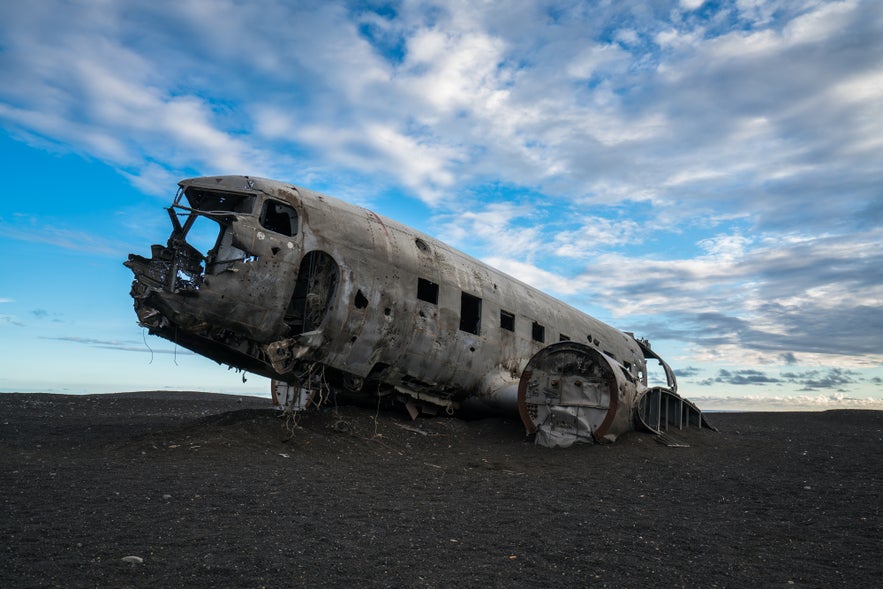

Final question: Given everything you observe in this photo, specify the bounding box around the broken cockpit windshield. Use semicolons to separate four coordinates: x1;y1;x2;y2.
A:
179;187;257;214
168;188;260;282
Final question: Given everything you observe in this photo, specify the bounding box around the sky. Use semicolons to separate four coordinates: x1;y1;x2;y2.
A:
1;0;881;411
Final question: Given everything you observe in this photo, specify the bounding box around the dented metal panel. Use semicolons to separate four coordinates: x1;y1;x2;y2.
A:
125;175;712;446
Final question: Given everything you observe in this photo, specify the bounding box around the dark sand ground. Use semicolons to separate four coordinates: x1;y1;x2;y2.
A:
1;392;880;588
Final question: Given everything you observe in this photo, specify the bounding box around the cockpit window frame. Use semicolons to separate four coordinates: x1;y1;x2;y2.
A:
181;187;257;215
259;198;299;237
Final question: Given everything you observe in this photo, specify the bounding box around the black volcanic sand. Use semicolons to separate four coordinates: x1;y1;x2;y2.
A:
1;393;880;588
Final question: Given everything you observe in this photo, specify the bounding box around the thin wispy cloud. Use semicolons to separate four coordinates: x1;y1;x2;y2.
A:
0;218;133;256
1;315;26;328
43;336;193;356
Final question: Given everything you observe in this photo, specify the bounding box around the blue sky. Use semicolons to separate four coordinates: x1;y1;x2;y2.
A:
1;0;881;410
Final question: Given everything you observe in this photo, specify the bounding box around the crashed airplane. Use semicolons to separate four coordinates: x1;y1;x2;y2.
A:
125;176;712;447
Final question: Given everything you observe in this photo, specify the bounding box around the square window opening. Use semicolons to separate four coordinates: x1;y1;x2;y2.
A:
417;278;439;304
260;199;299;236
500;310;515;332
459;292;482;335
532;321;545;343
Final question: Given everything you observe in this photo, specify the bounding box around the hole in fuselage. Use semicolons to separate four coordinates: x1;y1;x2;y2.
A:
354;290;369;309
285;250;339;335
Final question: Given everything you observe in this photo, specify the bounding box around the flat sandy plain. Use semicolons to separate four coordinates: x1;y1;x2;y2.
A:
1;392;880;588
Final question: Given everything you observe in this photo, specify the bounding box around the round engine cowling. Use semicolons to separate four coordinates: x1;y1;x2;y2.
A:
517;341;636;447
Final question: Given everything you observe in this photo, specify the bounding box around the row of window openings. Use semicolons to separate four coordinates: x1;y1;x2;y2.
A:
253;204;627;366
417;278;604;348
256;208;617;359
196;198;624;356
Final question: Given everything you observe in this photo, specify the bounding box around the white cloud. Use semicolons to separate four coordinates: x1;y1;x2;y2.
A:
566;43;630;80
680;0;706;11
696;233;753;262
781;0;858;46
663;167;730;187
692;394;883;411
120;163;179;197
436;202;543;259
552;217;643;258
483;257;579;295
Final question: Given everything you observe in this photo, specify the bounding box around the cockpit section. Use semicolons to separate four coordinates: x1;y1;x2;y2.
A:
125;177;310;373
133;181;304;294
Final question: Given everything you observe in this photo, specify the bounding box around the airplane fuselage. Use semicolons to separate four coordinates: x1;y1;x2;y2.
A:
126;176;706;446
